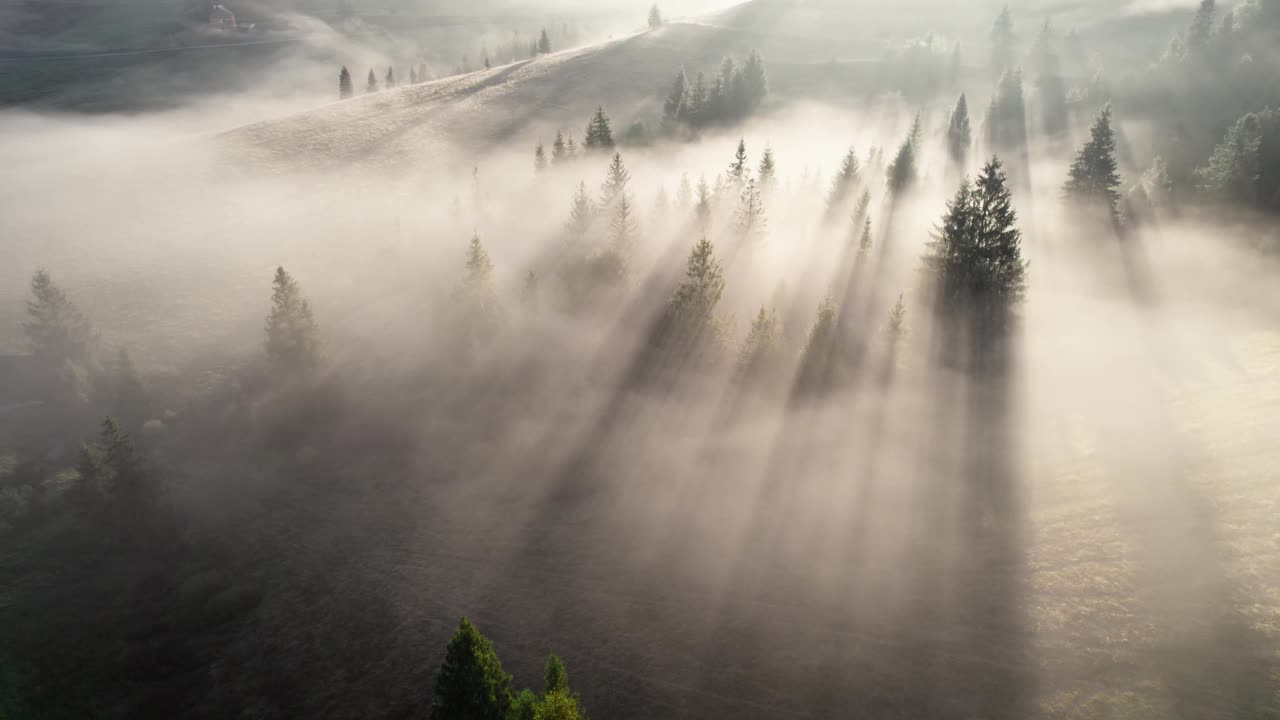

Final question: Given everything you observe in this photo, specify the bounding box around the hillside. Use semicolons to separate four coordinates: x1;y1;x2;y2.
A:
218;22;759;173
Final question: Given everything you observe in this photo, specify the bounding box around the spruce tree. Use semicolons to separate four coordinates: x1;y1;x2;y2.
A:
886;294;907;340
339;66;353;99
758;146;777;191
564;181;595;241
852;189;872;227
663;69;688;126
24;269;95;373
1189;0;1216;54
856;216;873;261
535;144;548;173
538;28;552;54
687;72;709;127
1032;20;1068;136
410;67;418;84
826;148;861;219
695;175;713;228
544;655;569;694
947;93;972;168
552;131;567;163
990;5;1016;78
385;66;396;89
584;107;615;150
565;137;578;159
922;157;1027;339
796;297;839;392
265;267;321;376
886;135;917;193
728;139;750;187
985;69;1027;152
367;68;379;93
1198;108;1279;209
599;152;630;207
609;195;640;249
664;236;726;351
677;172;694;210
1064;104;1122;221
76;417;149;505
741;50;769;110
737;306;781;383
649;4;664;28
733;178;767;242
430;618;514;720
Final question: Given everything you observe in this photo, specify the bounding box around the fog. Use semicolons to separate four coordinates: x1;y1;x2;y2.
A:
2;1;1279;718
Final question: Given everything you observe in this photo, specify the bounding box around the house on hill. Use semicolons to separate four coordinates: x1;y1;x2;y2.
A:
209;4;236;29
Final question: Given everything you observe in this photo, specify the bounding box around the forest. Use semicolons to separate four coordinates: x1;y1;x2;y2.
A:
2;1;1280;718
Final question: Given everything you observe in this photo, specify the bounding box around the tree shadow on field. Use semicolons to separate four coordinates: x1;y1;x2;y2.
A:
890;310;1035;718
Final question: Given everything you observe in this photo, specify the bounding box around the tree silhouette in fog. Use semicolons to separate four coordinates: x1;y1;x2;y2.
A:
264;266;321;377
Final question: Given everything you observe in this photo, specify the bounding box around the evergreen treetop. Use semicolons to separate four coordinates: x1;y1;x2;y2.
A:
367;68;379;93
600;152;631;206
584;107;615;150
544;655;569;695
758;146;777;189
339;66;353;99
264;266;321;376
430;618;514;720
1064;104;1122;219
947;93;972;166
729;139;750;185
25;269;96;370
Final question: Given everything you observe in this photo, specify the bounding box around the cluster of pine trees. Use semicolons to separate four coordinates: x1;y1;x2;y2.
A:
429;619;586;720
339;63;432;99
660;51;769;132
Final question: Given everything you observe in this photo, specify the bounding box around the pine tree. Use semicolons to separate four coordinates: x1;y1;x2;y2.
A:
796;297;839;392
367;68;379;93
856;216;873;261
733;178;767;242
410;67;418;84
886;134;917;193
985;69;1027;152
758;146;777;191
535;144;548;173
728;138;750;187
853;189;872;226
538;28;552;54
265;267;321;376
736;306;781;382
886;294;907;340
1031;20;1068;136
741;49;769;110
990;5;1016;78
339;66;353;99
552;131;567;163
584;107;615;150
544;655;569;694
599;152;630;207
385;66;396;89
430;618;515;720
947;93;972;167
687;72;709;127
76;417;149;505
565;137;578;160
663;69;688;125
663;236;726;351
24;269;95;373
1189;0;1216;54
609;195;640;249
649;4;664;28
677;172;694;209
564;181;595;241
1198;108;1280;209
1064;104;1122;221
695;175;713;228
922;157;1027;339
826;148;861;218
465;235;495;292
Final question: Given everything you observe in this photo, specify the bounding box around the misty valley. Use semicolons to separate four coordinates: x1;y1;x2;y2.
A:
2;0;1280;718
